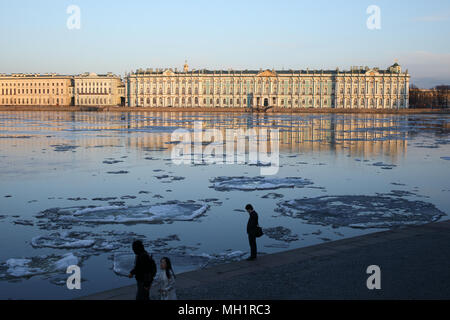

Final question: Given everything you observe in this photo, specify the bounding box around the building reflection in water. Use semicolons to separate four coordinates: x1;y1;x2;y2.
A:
0;111;410;163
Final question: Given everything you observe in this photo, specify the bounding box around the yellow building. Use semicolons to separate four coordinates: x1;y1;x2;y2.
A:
0;73;73;106
73;72;125;106
125;62;410;109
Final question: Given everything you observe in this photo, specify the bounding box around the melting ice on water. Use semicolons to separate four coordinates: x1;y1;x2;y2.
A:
275;195;446;229
113;250;247;277
210;176;313;191
32;232;96;249
31;231;183;255
36;201;209;225
0;253;80;280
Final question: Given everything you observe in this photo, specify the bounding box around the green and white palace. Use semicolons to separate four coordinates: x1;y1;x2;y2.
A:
125;62;410;109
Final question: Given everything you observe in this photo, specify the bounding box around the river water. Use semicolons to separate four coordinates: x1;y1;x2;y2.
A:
0;111;449;299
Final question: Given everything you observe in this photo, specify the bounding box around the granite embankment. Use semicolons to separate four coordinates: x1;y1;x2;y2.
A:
79;219;450;300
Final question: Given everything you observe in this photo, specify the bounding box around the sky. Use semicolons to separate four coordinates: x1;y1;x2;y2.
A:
0;0;449;88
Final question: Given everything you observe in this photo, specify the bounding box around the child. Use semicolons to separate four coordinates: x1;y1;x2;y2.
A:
153;257;177;300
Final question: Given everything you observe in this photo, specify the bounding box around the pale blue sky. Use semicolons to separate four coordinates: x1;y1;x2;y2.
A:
0;0;449;87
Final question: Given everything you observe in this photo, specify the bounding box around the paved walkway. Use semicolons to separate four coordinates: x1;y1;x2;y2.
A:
79;220;450;300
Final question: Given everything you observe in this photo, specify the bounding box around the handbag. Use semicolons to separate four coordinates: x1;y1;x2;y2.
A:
255;225;264;238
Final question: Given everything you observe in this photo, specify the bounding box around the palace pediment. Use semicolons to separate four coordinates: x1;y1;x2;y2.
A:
257;70;277;77
162;69;175;76
365;69;380;76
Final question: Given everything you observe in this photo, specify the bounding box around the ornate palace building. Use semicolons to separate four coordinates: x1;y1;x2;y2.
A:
125;62;410;109
0;73;73;106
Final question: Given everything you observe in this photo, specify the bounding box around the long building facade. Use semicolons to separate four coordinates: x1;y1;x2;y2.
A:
125;62;410;109
0;63;410;109
0;73;73;106
0;73;124;107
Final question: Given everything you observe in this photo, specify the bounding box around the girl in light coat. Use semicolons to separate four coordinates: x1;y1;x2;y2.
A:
153;257;177;300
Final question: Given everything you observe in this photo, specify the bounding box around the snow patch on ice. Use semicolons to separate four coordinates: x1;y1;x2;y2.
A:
210;176;313;191
263;226;299;242
276;195;446;229
0;253;81;280
36;201;209;225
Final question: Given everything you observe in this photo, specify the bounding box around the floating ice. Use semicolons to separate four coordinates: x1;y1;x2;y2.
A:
263;226;299;242
0;253;81;280
13;219;34;226
54;253;78;271
197;250;248;267
50;144;79;152
113;252;210;276
371;162;397;169
92;197;117;201
30;231;181;256
210;176;313;191
261;193;284;199
113;249;247;277
103;159;124;164
276;195;446;229
36;201;209;225
31;232;96;249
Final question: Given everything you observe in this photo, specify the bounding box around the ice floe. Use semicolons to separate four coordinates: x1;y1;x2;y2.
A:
263;226;299;242
13;219;34;226
36;201;209;225
210;176;313;191
275;195;446;229
0;253;81;280
31;232;96;249
30;231;182;256
261;193;285;199
113;250;247;276
50;144;79;152
106;170;129;175
371;162;397;169
113;252;209;276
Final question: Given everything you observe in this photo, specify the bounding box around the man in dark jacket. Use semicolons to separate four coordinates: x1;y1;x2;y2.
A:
128;240;157;300
245;204;259;261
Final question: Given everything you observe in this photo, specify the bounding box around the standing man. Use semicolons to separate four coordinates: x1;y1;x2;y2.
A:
128;240;157;300
245;204;259;261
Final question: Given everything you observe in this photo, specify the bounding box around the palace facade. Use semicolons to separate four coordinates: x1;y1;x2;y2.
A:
73;72;125;106
0;73;73;106
0;62;410;109
0;73;124;107
125;62;410;109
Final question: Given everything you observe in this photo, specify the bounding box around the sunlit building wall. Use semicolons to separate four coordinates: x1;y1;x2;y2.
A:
125;62;410;109
0;74;73;106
